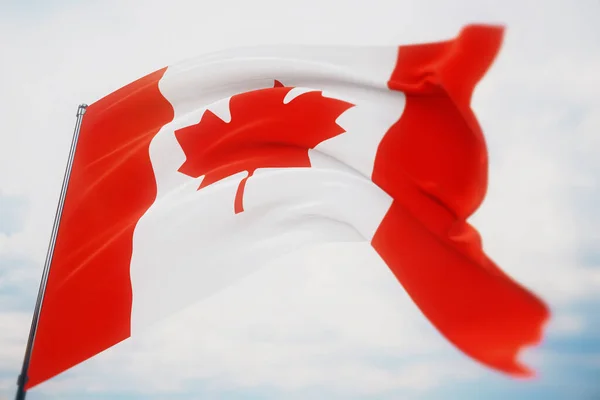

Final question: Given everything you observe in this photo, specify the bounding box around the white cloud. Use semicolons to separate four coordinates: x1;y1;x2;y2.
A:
547;314;586;336
0;0;599;398
0;312;29;371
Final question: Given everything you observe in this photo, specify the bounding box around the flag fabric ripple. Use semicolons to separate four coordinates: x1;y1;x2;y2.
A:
25;25;549;389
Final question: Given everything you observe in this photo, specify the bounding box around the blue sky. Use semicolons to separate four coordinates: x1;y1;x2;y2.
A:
0;193;27;237
1;0;599;399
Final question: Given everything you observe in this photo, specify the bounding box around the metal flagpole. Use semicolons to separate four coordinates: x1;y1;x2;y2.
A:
15;104;88;400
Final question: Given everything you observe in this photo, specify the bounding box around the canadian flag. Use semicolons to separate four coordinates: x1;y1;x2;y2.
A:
26;25;549;389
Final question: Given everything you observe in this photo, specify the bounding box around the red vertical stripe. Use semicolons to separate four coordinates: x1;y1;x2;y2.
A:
371;25;549;376
27;68;174;389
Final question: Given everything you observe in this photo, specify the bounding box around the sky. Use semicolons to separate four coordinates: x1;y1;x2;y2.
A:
0;0;599;399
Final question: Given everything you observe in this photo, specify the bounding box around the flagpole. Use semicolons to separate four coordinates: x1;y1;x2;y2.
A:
15;104;88;400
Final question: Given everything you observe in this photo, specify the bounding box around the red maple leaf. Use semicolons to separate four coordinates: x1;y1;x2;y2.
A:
175;81;354;213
